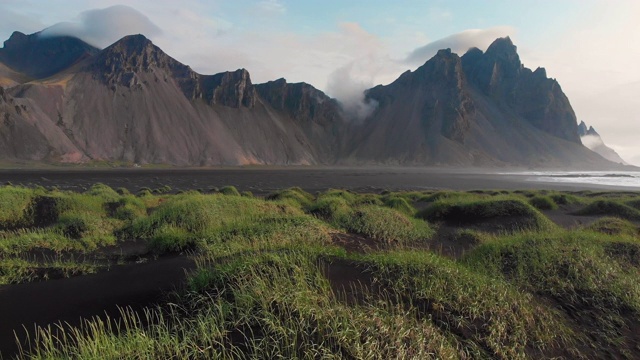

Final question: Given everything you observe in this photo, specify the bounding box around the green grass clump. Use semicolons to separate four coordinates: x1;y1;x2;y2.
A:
351;193;383;207
359;251;571;358
418;197;554;232
575;200;640;221
308;195;351;224
321;189;358;203
0;257;98;285
110;196;147;221
344;205;433;245
549;193;583;206
529;195;558;210
0;228;71;255
381;195;415;216
464;230;640;353
266;187;314;208
625;199;640;210
418;190;480;203
0;186;39;228
587;217;638;237
218;185;240;196
127;193;303;253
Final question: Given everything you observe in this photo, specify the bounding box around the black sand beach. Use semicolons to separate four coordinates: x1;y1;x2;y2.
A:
0;167;637;194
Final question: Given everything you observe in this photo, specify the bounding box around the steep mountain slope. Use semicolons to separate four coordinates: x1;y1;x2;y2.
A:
0;86;84;162
578;121;627;164
350;38;608;167
0;32;623;168
3;35;346;165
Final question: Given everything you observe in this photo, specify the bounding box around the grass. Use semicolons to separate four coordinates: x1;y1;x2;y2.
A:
464;229;640;355
576;199;640;221
3;186;640;358
357;250;573;358
528;195;558;210
587;217;639;237
343;205;433;245
381;195;415;216
418;196;555;232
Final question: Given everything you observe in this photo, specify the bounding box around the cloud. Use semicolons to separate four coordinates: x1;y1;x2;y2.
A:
322;23;397;120
580;134;603;150
40;5;162;48
405;26;515;65
257;0;286;14
0;8;44;37
326;62;378;120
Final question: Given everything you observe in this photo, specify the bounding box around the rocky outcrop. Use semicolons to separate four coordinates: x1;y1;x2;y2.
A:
0;31;99;79
93;35;255;108
578;121;627;164
255;78;341;125
461;37;581;143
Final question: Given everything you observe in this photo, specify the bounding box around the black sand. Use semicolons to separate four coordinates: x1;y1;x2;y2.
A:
0;167;637;194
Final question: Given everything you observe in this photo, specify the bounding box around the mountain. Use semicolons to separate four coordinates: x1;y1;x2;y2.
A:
0;32;624;168
578;121;627;165
350;38;604;166
0;31;99;80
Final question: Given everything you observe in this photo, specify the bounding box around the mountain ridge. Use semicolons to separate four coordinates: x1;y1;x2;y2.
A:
578;121;627;165
0;31;630;169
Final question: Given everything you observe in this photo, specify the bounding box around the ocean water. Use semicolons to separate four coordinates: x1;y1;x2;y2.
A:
509;171;640;189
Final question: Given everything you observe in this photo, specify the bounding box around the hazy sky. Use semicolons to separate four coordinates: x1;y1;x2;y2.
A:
1;0;639;165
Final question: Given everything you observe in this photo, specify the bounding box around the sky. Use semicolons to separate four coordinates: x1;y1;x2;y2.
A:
1;0;639;165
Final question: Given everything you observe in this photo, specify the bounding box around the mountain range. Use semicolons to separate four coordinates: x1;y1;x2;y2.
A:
0;30;626;168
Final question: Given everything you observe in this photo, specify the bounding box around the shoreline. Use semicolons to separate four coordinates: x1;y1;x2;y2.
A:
0;168;638;194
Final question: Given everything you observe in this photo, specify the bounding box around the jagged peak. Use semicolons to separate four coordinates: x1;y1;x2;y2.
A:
533;67;547;78
101;34;156;56
485;36;519;61
463;47;484;57
488;36;514;49
3;31;29;47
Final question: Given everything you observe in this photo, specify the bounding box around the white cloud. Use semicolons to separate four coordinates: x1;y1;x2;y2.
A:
580;134;603;150
40;5;162;48
0;8;45;37
405;26;516;65
256;0;286;14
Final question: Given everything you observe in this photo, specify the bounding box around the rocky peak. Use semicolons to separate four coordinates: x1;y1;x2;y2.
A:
577;121;599;137
460;37;580;144
255;78;331;110
210;69;256;108
255;78;339;123
484;36;520;67
0;31;99;79
92;34;186;81
578;120;589;136
413;48;466;89
3;31;29;48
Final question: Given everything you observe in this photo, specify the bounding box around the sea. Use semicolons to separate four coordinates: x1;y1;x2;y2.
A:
506;171;640;189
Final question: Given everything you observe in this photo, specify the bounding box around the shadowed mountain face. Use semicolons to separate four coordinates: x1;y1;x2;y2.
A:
0;31;99;79
0;32;624;168
352;37;606;167
578;121;627;165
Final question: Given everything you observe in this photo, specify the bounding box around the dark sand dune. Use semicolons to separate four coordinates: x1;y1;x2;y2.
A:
0;255;195;358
